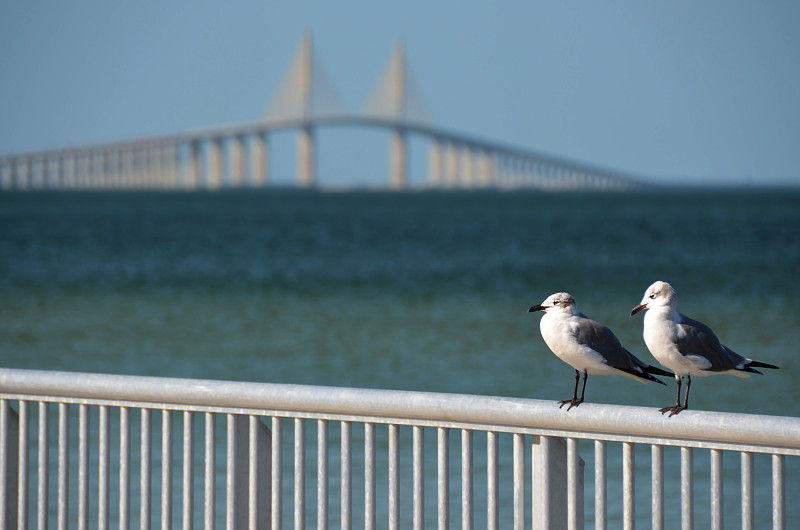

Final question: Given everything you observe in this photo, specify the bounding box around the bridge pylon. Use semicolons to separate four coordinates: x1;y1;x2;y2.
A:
363;41;433;189
264;31;347;187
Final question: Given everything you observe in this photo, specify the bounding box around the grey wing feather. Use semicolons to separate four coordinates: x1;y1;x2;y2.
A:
573;314;649;372
674;314;748;371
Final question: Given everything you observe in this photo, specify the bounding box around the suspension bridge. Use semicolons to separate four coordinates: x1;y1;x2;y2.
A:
0;32;645;192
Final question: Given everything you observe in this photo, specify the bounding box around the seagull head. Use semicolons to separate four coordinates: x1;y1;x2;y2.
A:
529;292;577;315
630;280;677;316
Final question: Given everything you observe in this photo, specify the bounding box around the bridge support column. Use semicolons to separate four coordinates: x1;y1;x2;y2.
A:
119;148;131;189
148;147;161;188
61;154;71;189
297;125;315;188
390;127;407;190
427;137;442;188
0;161;9;190
103;151;114;189
164;143;178;189
478;150;492;187
229;136;246;187
462;147;475;188
207;138;223;190
250;133;269;187
30;158;42;189
444;143;458;188
185;141;201;189
18;158;31;190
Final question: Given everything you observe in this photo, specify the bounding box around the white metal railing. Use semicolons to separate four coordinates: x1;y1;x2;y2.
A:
0;367;797;529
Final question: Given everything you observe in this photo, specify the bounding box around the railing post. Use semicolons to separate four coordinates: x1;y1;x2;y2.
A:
531;436;584;530
0;400;19;530
234;415;271;530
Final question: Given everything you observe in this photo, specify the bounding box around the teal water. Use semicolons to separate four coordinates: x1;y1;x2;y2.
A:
1;189;799;526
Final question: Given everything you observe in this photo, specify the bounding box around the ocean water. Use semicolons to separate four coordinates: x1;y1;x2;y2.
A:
1;189;799;526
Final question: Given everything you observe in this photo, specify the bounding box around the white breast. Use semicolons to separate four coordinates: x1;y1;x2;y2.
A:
642;309;709;376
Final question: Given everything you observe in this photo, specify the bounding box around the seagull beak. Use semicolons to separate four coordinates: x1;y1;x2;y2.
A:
630;303;647;316
529;304;547;313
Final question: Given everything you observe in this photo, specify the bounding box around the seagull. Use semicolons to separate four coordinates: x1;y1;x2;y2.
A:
529;292;671;410
631;281;779;416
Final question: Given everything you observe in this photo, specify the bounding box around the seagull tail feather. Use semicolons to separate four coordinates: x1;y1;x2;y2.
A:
646;365;674;378
740;359;779;375
618;366;668;385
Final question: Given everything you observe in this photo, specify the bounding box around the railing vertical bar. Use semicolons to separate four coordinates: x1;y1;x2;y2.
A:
740;451;753;530
183;411;194;530
461;429;473;530
365;423;376;530
651;444;664;530
594;440;607;530
0;399;8;530
204;412;215;530
119;407;131;530
512;433;523;530
37;402;49;530
140;409;152;530
487;431;498;530
388;424;399;530
19;401;30;530
340;421;351;530
539;436;552;530
438;427;450;530
99;405;110;530
294;418;305;530
317;419;329;530
772;454;785;530
162;410;173;530
681;446;693;530
412;425;424;530
249;415;259;530
225;414;236;530
57;403;69;530
710;449;722;530
622;441;634;530
272;417;283;530
567;437;579;530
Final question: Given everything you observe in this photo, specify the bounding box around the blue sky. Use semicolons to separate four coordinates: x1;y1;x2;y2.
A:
1;1;799;186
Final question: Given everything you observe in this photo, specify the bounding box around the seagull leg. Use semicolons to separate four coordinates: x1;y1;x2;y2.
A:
668;375;691;417
559;369;580;409
567;370;588;411
660;374;682;415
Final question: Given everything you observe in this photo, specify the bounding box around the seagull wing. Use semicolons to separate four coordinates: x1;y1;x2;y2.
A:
674;314;748;372
573;314;651;373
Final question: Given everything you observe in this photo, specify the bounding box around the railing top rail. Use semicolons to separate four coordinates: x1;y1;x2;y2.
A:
1;367;797;454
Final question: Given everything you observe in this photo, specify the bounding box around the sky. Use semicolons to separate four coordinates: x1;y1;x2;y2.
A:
1;1;799;186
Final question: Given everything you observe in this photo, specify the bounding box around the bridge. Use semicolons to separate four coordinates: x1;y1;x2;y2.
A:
0;32;645;192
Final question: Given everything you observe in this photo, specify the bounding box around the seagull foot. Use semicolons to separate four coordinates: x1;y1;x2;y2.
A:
559;398;583;411
659;405;687;416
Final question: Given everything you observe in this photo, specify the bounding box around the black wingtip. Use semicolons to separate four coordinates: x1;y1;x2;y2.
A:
647;366;674;378
747;360;780;370
647;374;668;386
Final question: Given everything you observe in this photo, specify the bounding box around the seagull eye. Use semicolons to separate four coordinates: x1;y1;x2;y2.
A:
553;300;559;305
649;293;656;299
